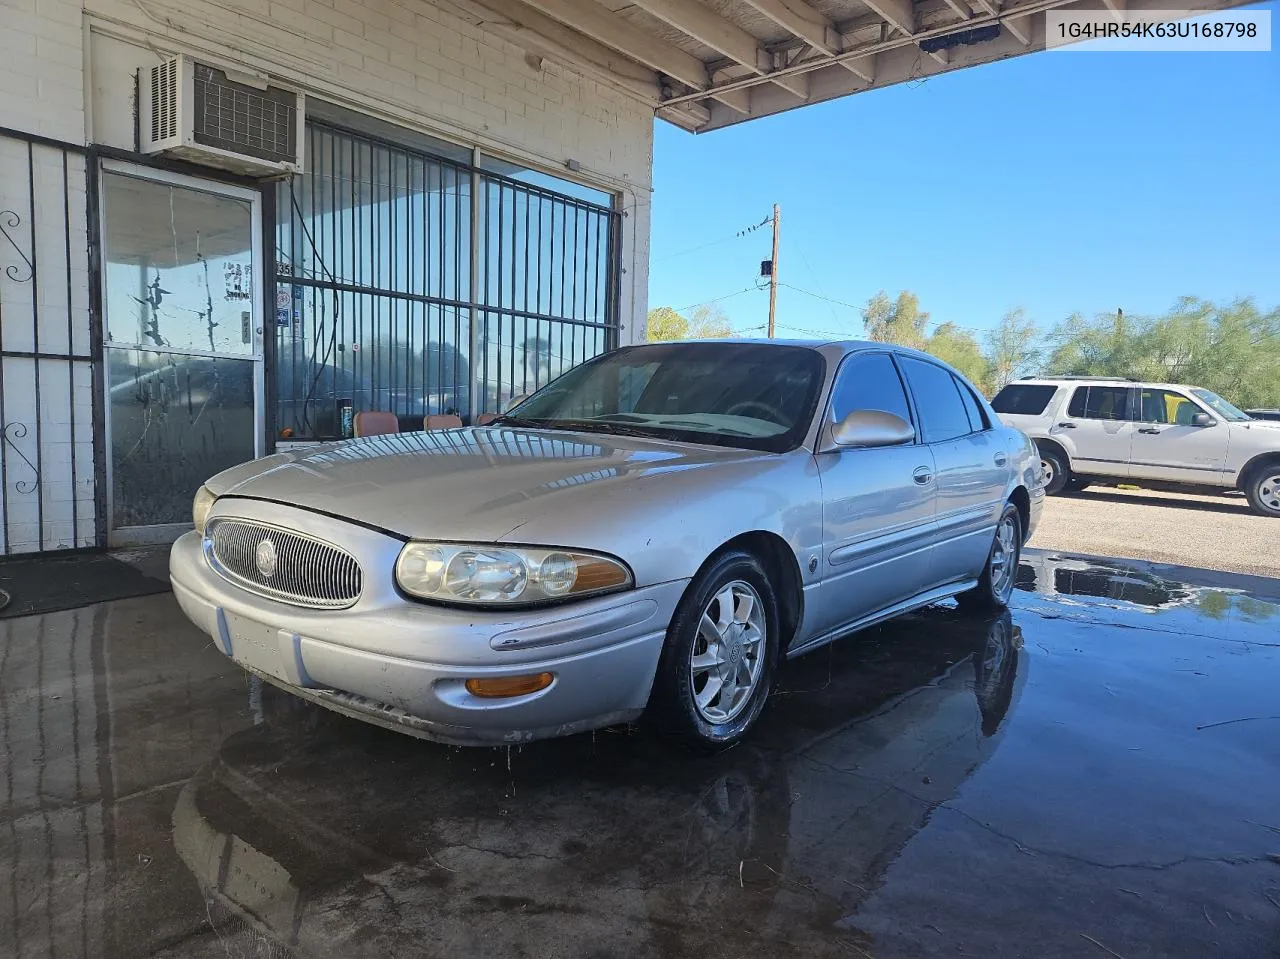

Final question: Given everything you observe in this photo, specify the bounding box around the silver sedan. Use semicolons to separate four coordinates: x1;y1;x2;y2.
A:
169;340;1044;749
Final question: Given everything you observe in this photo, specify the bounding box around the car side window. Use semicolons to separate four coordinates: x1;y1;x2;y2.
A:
954;376;988;432
899;357;973;443
1066;386;1131;421
1139;389;1199;425
829;353;913;426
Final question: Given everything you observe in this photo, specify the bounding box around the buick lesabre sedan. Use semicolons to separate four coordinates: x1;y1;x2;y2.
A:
170;340;1044;749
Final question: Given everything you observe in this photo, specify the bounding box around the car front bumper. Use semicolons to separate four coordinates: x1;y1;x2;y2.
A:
169;510;686;746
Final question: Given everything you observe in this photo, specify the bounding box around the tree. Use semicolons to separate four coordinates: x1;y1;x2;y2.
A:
645;304;733;342
1046;297;1280;409
688;304;733;339
928;322;992;394
862;290;929;349
646;306;688;342
985;308;1042;391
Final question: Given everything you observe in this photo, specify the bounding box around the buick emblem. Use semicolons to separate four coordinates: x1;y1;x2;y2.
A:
255;538;278;579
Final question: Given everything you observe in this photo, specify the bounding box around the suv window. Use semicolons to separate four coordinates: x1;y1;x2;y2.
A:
1066;386;1131;421
900;357;972;443
991;383;1058;416
1139;389;1200;425
830;353;913;426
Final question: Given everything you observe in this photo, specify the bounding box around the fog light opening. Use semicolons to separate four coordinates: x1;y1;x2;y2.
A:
464;673;554;698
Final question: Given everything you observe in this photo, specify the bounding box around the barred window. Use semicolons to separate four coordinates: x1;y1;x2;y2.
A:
273;120;618;439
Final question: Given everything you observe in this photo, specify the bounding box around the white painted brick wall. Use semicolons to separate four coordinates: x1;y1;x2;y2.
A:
85;0;653;337
0;0;86;143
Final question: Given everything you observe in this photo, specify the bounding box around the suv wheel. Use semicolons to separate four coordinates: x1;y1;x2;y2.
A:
1038;446;1070;496
1244;466;1280;517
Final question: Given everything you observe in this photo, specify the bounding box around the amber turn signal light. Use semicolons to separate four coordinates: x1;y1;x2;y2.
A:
464;673;554;698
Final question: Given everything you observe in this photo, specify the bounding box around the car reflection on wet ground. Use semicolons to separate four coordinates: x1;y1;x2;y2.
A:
2;550;1279;958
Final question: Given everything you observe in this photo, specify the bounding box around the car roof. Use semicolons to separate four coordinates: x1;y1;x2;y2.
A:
1012;377;1203;392
635;337;937;359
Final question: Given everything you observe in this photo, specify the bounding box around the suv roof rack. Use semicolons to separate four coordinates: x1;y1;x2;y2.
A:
1019;375;1138;382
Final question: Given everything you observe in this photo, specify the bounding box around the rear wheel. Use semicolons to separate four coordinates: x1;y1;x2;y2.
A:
647;551;779;751
1244;465;1280;517
1038;446;1070;495
957;503;1023;612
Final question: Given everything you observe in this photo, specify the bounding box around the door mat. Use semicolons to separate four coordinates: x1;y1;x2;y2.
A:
0;552;170;619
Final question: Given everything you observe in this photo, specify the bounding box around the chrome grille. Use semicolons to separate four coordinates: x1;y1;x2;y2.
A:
207;519;363;608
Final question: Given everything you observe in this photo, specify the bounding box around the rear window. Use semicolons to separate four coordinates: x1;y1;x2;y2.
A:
991;384;1058;416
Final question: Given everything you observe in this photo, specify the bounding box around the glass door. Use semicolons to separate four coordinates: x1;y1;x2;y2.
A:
99;162;264;545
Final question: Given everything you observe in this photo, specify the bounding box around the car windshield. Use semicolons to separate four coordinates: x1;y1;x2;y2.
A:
1191;388;1251;422
504;342;826;452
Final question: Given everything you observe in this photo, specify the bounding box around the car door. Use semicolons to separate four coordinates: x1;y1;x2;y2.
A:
811;352;937;640
898;357;1009;590
1049;385;1136;477
1128;387;1231;484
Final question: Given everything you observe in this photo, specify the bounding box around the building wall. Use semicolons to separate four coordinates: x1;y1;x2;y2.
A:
83;0;653;345
0;0;656;553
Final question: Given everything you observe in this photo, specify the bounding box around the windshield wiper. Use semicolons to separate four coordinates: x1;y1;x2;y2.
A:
487;414;549;428
548;419;659;438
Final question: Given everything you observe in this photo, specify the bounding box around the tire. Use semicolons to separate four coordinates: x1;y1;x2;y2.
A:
1038;446;1070;496
646;550;780;751
1244;464;1280;517
957;503;1023;612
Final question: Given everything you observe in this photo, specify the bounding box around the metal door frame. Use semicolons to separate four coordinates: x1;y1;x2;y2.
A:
97;159;265;546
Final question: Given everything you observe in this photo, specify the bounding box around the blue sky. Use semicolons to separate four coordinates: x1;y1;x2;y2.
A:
648;3;1280;341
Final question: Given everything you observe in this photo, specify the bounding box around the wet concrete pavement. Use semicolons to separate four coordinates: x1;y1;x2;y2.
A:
2;549;1279;958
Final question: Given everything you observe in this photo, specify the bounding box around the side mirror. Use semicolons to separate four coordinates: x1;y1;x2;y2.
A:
1191;412;1216;427
831;410;915;449
504;394;529;413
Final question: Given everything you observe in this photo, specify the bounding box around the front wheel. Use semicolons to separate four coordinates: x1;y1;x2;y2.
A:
1244;466;1280;517
1038;446;1070;495
957;503;1023;612
646;551;779;751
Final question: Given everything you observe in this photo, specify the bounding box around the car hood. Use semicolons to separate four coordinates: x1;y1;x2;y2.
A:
208;428;770;541
1231;420;1280;444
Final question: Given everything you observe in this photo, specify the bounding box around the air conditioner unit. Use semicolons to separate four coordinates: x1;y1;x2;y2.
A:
138;55;305;176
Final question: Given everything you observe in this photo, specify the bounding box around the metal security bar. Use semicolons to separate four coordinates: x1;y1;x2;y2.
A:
475;171;616;412
274;121;619;438
0;128;99;555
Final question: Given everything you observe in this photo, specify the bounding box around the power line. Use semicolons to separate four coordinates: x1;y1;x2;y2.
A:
652;234;742;263
653;212;774;263
673;285;765;314
779;283;864;313
779;283;991;336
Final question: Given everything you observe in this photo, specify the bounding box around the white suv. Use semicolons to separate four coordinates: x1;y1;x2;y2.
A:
991;377;1280;517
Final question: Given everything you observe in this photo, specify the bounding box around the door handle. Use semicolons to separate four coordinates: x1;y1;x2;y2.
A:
993;453;1008;467
913;467;933;486
1138;427;1162;435
1057;422;1077;429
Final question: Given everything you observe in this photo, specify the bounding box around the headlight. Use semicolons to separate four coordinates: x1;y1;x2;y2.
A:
192;486;217;536
395;542;631;606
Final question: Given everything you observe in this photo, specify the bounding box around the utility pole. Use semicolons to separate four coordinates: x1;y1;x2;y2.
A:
767;203;780;338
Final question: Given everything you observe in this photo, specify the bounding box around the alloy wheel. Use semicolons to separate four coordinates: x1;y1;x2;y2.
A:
689;580;767;725
989;514;1019;602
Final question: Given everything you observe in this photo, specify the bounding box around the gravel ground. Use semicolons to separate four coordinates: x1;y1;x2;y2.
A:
1028;486;1280;579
